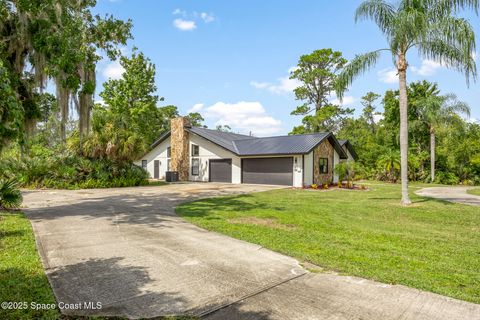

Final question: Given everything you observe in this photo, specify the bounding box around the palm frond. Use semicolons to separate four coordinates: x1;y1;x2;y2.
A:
428;0;479;16
0;179;23;210
355;0;396;36
390;5;430;53
417;38;477;84
426;16;476;55
443;93;471;117
336;50;383;99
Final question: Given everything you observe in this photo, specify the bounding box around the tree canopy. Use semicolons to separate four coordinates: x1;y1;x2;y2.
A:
290;49;353;134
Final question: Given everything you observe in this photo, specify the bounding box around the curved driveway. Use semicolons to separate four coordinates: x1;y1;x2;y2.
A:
24;183;303;318
24;183;480;319
416;187;480;206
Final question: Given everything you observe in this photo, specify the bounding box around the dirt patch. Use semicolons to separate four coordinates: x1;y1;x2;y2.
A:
229;216;296;230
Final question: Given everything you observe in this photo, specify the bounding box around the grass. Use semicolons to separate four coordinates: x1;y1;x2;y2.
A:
0;212;59;319
176;181;480;304
148;180;168;186
467;188;480;196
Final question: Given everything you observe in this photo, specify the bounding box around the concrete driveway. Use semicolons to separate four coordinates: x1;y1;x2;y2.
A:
24;183;304;318
24;183;480;319
416;187;480;206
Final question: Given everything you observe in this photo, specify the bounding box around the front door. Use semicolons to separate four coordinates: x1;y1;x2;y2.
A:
154;160;160;179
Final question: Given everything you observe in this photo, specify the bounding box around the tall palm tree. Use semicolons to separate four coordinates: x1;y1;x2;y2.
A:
336;0;477;205
417;93;470;182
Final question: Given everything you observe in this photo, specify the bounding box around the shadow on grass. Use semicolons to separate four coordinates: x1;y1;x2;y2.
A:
0;229;25;238
177;194;275;218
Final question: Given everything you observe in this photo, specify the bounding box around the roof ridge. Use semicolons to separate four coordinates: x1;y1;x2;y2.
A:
233;132;330;142
191;126;252;138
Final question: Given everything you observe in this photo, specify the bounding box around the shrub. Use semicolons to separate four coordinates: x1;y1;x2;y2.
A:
434;172;460;185
0;179;23;209
1;148;148;190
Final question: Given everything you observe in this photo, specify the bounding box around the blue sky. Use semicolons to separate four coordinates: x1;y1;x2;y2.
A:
94;0;480;136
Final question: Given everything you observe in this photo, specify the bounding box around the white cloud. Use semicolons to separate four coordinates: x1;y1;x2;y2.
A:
102;60;124;80
250;81;271;89
198;101;283;136
200;12;215;23
173;18;196;31
250;68;301;95
373;114;384;123
378;68;398;84
330;95;356;106
411;59;442;76
187;103;204;113
467;117;479;124
288;66;299;73
172;9;215;30
172;8;186;16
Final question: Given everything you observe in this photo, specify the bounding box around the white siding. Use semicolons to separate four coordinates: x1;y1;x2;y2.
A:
293;155;303;187
136;139;170;179
188;134;241;183
303;152;313;186
333;150;340;183
346;149;355;161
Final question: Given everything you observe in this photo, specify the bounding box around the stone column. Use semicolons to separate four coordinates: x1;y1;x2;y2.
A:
170;117;191;181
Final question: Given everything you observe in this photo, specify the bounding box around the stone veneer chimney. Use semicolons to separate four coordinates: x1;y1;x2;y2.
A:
170;117;191;181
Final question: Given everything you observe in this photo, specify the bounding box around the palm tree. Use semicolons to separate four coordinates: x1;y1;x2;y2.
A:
336;0;477;205
377;149;401;183
417;93;470;182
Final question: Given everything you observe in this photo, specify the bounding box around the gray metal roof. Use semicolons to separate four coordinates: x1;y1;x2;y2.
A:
234;133;330;156
151;126;348;158
337;139;358;160
187;127;255;154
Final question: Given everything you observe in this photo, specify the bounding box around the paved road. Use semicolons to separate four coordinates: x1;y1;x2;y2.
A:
416;187;480;206
23;183;480;319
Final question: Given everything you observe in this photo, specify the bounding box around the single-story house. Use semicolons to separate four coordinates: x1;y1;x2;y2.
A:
136;117;357;187
338;140;359;162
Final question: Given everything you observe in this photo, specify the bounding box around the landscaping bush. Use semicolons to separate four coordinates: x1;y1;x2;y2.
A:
0;179;22;209
434;171;461;185
0;146;148;190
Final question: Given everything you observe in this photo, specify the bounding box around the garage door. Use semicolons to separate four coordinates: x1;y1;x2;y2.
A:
209;159;232;183
242;157;293;186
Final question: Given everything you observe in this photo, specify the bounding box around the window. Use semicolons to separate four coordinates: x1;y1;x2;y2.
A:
141;160;147;170
319;158;328;174
167;147;171;157
191;144;199;156
191;158;200;176
167;159;171;171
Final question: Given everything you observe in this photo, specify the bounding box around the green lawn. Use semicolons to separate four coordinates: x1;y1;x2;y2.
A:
148;180;168;186
0;212;59;319
467;188;480;196
176;182;480;304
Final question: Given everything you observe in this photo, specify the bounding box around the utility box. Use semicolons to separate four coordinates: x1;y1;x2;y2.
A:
165;171;179;182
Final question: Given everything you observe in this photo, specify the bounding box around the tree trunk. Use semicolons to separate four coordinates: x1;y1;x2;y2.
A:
25;118;36;139
430;128;435;183
55;77;69;143
397;54;411;205
78;93;91;140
